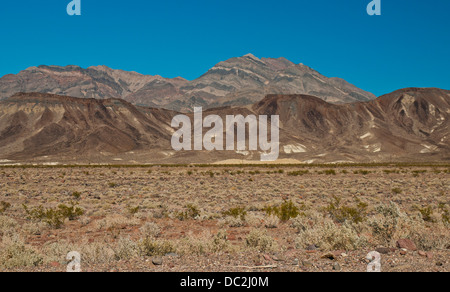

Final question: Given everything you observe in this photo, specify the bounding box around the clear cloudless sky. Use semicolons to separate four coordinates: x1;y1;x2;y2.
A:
0;0;449;96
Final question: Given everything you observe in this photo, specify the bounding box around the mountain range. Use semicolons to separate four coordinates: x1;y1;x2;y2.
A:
0;54;376;112
0;88;448;164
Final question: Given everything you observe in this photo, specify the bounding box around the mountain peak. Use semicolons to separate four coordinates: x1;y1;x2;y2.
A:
243;53;260;60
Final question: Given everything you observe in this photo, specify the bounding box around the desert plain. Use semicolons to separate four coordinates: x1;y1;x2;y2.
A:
0;163;448;272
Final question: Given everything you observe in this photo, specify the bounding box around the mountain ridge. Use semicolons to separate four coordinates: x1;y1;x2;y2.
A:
0;54;376;112
0;88;448;164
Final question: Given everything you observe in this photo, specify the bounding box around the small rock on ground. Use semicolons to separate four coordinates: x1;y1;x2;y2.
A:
396;239;417;251
152;257;163;266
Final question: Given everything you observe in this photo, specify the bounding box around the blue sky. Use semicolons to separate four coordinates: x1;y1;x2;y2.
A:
0;0;449;96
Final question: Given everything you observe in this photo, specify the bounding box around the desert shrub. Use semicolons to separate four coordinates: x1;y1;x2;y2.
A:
287;170;309;176
81;242;115;265
113;237;139;261
209;230;230;253
58;202;85;221
44;240;116;265
367;202;449;250
45;240;113;265
71;192;82;200
79;216;92;226
264;215;280;229
177;236;209;255
0;201;11;214
324;169;336;175
108;182;117;188
127;206;140;216
0;235;43;269
41;240;77;264
221;216;245;228
22;222;47;236
245;229;277;252
177;204;200;221
23;204;65;228
223;207;247;221
368;202;402;245
140;222;161;238
295;218;368;251
246;213;265;228
23;202;84;228
264;200;300;222
177;231;231;255
95;215;140;231
414;205;436;223
408;222;450;251
291;210;323;232
139;238;175;257
366;202;424;246
392;188;403;194
0;215;17;236
438;203;450;226
325;196;368;224
358;170;371;175
412;170;427;175
152;205;170;219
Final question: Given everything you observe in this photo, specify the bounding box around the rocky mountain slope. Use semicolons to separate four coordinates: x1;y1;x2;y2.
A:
252;88;450;163
0;88;447;164
0;55;376;112
0;93;175;162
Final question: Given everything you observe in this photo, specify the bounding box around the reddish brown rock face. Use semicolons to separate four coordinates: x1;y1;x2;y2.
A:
397;239;418;251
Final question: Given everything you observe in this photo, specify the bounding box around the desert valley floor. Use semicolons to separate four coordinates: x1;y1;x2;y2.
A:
0;164;449;272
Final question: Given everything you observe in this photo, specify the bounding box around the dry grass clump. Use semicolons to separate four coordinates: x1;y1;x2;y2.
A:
77;242;116;265
368;202;413;245
94;215;140;231
0;235;43;269
113;237;139;261
292;201;450;252
0;201;11;214
177;231;232;255
220;216;245;228
42;241;77;264
140;222;161;238
43;239;139;265
138;237;176;256
245;229;277;253
22;222;48;236
246;213;265;228
0;215;18;236
264;215;280;229
176;204;201;221
294;216;368;251
367;202;450;251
